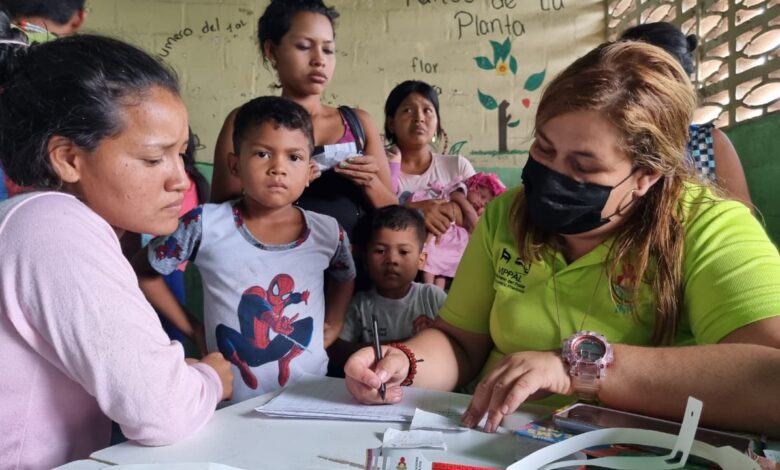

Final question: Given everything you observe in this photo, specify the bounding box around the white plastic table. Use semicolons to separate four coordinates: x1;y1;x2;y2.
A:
90;381;548;469
53;460;109;470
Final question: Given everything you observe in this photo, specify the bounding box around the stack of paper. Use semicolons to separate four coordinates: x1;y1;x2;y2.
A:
256;375;472;422
256;375;548;431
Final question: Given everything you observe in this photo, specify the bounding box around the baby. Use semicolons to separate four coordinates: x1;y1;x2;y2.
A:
414;172;506;288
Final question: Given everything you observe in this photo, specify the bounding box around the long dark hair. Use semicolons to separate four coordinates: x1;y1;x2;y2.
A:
383;80;444;145
619;22;698;76
257;0;339;60
183;129;210;204
0;31;179;189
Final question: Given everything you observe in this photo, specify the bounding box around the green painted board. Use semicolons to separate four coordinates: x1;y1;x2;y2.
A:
724;112;780;246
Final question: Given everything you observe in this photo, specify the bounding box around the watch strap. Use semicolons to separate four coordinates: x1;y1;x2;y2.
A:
571;374;600;402
570;360;603;402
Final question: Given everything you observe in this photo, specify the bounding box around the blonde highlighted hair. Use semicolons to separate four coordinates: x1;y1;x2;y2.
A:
512;41;698;345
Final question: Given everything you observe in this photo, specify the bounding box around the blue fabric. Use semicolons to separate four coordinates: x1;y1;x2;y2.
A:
160;269;188;344
0;166;8;202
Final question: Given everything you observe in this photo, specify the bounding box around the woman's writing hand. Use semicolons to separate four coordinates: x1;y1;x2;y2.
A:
333;154;380;187
344;345;410;405
461;351;571;433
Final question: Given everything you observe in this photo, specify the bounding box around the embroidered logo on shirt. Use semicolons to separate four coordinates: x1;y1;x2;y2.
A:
496;247;531;293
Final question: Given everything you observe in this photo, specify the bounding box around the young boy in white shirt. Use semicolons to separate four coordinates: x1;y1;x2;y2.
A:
134;96;355;403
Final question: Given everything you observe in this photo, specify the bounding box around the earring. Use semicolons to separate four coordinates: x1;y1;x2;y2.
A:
432;134;437;144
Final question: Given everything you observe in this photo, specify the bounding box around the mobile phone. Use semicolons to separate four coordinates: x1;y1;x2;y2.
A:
552;403;756;453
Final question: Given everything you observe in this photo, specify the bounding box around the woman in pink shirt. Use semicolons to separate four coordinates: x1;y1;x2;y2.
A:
0;28;233;469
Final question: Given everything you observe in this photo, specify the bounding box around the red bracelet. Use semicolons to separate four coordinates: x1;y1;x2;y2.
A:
388;342;421;386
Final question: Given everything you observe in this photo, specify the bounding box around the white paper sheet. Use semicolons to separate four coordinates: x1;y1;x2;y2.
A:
408;406;547;436
410;408;470;432
381;428;447;450
311;142;359;171
255;375;476;423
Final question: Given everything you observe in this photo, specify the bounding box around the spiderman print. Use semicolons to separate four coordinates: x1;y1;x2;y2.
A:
216;274;313;389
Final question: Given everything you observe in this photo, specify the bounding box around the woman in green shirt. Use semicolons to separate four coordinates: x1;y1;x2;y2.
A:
344;41;780;437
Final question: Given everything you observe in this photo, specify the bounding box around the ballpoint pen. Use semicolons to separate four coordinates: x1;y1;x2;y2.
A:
371;314;386;401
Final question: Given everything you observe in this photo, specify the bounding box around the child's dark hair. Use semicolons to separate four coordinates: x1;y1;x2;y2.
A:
369;205;427;249
1;0;85;25
384;80;443;145
257;0;339;59
232;96;315;155
619;22;698;76
0;33;179;189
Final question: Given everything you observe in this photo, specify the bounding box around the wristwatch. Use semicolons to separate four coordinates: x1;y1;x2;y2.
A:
562;331;614;402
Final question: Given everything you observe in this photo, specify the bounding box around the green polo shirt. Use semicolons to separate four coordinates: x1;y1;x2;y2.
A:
440;184;780;403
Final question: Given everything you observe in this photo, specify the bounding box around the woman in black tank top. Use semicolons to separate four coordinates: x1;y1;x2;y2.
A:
210;0;396;241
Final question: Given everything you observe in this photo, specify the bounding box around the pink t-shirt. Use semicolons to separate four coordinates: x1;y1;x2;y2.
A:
0;192;223;469
396;154;475;198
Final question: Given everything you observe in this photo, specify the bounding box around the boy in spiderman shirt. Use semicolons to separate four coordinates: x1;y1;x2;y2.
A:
133;97;355;404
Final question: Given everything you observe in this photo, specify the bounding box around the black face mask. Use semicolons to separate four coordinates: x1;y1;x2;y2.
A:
521;156;633;235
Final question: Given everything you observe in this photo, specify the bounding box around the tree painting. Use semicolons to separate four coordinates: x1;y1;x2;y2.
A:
474;38;546;152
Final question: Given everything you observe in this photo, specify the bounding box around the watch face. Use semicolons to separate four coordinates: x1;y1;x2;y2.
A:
575;337;605;362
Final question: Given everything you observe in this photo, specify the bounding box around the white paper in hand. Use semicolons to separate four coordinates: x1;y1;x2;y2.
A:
311;142;359;171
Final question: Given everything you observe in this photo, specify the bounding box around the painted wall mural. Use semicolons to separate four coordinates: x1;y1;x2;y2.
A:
474;37;546;153
86;0;604;186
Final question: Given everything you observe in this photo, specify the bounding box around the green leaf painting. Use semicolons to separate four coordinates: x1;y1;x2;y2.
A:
478;89;498;110
500;38;511;60
509;56;518;76
449;140;467;155
489;40;502;64
507;120;520;128
524;70;547;91
490;38;511;64
474;56;494;70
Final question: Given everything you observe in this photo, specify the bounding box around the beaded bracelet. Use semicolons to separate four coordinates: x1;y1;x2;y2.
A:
388;342;422;386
